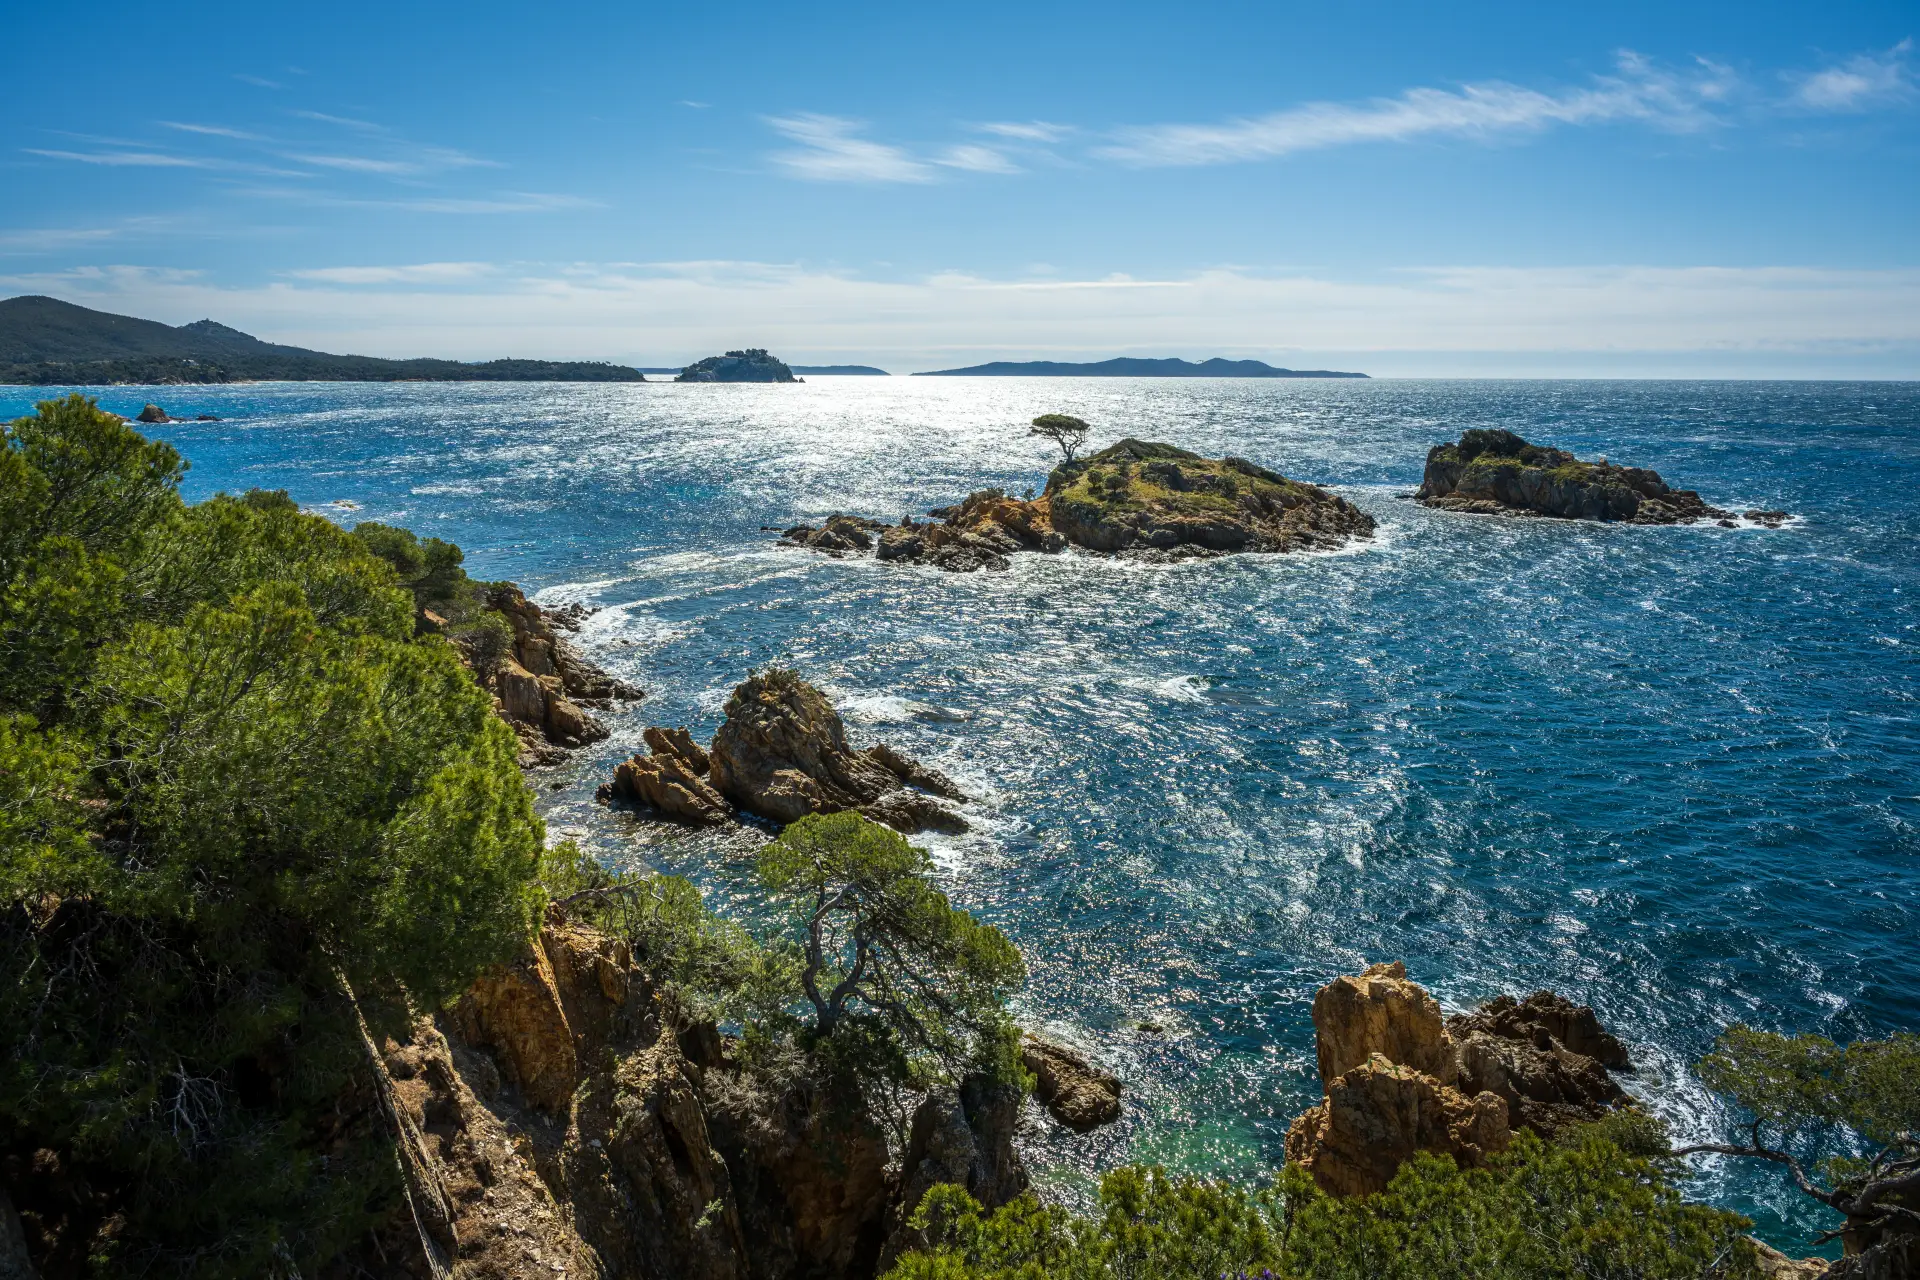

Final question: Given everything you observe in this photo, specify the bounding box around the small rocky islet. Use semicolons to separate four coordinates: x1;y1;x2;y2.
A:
1417;427;1790;527
782;436;1379;572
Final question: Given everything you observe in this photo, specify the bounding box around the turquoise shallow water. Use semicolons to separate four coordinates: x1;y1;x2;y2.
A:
12;377;1915;1250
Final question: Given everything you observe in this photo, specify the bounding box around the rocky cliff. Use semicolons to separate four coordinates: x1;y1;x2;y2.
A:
782;438;1375;571
325;909;1027;1280
1416;428;1788;526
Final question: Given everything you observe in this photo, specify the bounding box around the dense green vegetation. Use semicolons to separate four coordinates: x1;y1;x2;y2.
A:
0;394;545;1275
885;1115;1763;1280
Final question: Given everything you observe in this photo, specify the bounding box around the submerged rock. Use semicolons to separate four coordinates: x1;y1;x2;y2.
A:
1416;428;1770;525
782;438;1374;571
1020;1035;1122;1132
1283;961;1635;1197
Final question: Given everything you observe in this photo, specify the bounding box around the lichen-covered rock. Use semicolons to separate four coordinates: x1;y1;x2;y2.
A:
1021;1035;1122;1132
705;670;969;833
1285;1054;1511;1198
1416;428;1758;524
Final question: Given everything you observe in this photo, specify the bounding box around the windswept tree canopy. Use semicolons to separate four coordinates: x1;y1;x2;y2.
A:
1028;413;1092;463
758;811;1025;1073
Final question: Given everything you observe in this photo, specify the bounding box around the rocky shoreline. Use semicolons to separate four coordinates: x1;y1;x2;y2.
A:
1416;428;1790;527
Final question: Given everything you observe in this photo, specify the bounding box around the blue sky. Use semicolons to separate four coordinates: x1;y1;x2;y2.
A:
3;0;1915;374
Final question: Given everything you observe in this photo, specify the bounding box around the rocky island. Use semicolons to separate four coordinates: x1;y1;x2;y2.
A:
676;348;801;382
1417;428;1789;526
782;436;1376;571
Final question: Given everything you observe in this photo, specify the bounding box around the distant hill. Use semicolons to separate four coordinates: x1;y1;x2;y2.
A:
0;295;649;384
791;365;889;376
912;356;1368;378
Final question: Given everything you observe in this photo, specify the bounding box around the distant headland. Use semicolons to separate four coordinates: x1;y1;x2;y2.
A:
0;295;648;385
913;356;1369;378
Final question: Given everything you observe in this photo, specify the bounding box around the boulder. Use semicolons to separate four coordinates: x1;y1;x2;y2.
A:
1416;429;1758;525
1284;1054;1511;1198
135;403;170;423
1021;1035;1122;1132
706;670;968;834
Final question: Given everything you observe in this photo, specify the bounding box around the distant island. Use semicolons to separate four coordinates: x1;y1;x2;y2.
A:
791;364;889;376
913;356;1368;378
676;348;800;383
0;295;649;385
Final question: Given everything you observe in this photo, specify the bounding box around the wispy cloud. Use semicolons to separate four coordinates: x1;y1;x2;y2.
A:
678;100;711;109
1100;52;1736;166
291;109;386;132
24;148;211;167
1791;40;1913;111
937;144;1019;173
0;227;121;252
978;120;1074;142
290;261;495;284
160;121;266;140
767;114;936;183
234;73;282;90
286;153;422;175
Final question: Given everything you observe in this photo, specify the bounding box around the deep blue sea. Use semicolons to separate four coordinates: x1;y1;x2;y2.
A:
13;377;1915;1252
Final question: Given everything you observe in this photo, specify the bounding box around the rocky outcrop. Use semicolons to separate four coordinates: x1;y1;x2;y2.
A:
1020;1035;1122;1132
482;586;642;767
1284;962;1635;1197
677;349;800;383
599;726;733;825
134;403;170;423
704;670;969;834
1286;1053;1512;1198
1416;428;1783;526
782;438;1374;572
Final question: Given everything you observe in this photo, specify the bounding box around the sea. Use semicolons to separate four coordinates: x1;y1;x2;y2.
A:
11;376;1915;1253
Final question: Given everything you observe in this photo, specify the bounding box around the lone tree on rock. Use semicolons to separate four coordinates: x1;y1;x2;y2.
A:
758;811;1024;1072
1029;413;1091;463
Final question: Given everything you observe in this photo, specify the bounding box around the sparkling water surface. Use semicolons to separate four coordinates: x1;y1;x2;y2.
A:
13;377;1915;1251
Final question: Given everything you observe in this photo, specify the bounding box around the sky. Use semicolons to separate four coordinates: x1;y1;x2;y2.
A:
2;0;1916;375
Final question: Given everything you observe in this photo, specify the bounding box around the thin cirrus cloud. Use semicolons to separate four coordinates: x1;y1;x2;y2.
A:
291;262;495;284
937;144;1020;173
978;121;1074;142
767;114;936;183
1791;40;1913;111
160;121;266;141
1099;51;1737;166
23;148;212;167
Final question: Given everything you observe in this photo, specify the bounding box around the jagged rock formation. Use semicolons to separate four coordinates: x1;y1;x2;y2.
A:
1416;428;1787;526
134;403;170;423
600;726;733;825
1020;1036;1122;1132
333;911;1026;1280
478;586;642;767
781;439;1374;572
1284;962;1634;1197
676;349;799;383
598;673;968;834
